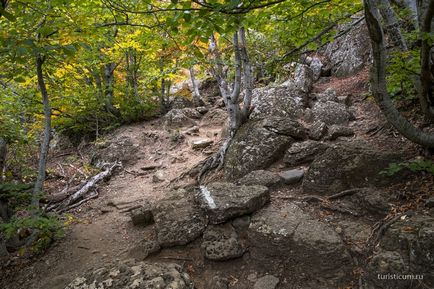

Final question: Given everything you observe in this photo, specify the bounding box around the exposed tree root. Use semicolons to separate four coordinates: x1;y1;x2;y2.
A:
197;137;232;182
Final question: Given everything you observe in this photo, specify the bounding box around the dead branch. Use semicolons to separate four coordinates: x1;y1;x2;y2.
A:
57;191;99;213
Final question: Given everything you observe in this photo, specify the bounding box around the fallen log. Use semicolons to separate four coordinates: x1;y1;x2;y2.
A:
49;162;120;212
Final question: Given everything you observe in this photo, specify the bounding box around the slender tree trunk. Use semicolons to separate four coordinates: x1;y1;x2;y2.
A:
419;0;434;121
103;62;122;118
189;66;204;107
32;55;52;207
0;137;6;181
126;48;140;102
364;0;434;147
378;0;408;50
239;27;254;122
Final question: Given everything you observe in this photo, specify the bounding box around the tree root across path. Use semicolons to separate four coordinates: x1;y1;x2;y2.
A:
46;162;120;212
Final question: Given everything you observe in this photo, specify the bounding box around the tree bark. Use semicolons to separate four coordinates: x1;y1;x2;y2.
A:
32;55;52;207
0;137;6;180
378;0;409;50
126;48;140;102
392;0;419;29
364;0;434;147
103;62;122;118
239;27;254;122
189;66;204;107
419;0;434;121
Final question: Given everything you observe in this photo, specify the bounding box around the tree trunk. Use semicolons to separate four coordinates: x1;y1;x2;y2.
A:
103;62;122;118
419;0;434;121
32;55;52;207
126;48;140;102
392;0;419;29
364;0;434;147
0;137;6;180
378;0;408;50
239;27;254;122
189;66;204;107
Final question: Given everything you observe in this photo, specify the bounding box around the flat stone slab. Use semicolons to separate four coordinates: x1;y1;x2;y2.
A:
192;139;213;149
152;189;208;247
278;169;304;184
198;182;269;224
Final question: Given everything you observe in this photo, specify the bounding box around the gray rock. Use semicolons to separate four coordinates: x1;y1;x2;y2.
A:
324;17;371;77
224;117;306;179
200;108;227;127
312;101;353;125
171;96;194;109
278;169;304;184
365;214;434;288
184;126;199;135
283;140;329;166
130;203;153;226
248;203;352;286
426;197;434;208
152;171;165;183
196;106;209;114
337;94;352;106
202;223;245;261
312;88;338;103
192;139;213;149
308;121;328;140
237;170;281;188
128;228;161;260
92;136;139;166
293;64;314;93
302;142;404;195
254;275;280;289
336;188;391;217
198;182;269;224
163;108;199;128
206;276;229;289
326;125;355;140
310;58;323;81
65;260;194;289
250;84;305;120
337;220;371;244
152;189;208;247
231;215;251;231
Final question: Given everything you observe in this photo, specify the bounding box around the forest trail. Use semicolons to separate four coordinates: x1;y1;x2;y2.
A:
1;117;223;289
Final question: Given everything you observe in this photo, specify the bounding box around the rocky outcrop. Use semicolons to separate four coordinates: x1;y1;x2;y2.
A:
152;189;208;247
163;108;201;128
303;142;404;195
324;17;371;77
248;203;352;287
92;136;140;166
65;260;194;289
201;223;246;261
283;140;329;166
200;108;227;127
224;117;307;179
335;188;392;217
197;182;269;224
365;214;434;289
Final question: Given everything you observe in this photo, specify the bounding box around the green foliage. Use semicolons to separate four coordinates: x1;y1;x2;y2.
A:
0;210;64;255
381;159;434;176
386;49;420;100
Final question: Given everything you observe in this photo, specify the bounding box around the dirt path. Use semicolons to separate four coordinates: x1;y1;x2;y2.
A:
0;117;223;289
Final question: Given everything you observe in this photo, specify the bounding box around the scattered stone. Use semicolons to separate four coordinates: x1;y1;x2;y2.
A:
231;215;251;231
426;197;434;208
64;260;193;289
192;139;214;150
254;275;280;289
206;276;229;289
278;169;304;184
308;121;328;140
152;171;165;183
303;142;404;195
196;106;209;114
312;88;338;103
283;140;329;166
202;223;245;261
224;117;306;179
249;203;352;286
312;101;353;125
309;57;323;81
293;64;314;93
163;108;198;128
152;189;208;247
326;125;355;140
237;170;281;188
197;182;269;224
129;203;154;226
184;126;199;135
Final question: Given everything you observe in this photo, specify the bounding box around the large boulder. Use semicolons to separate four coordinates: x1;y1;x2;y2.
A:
224;117;307;179
170;96;193;109
65;260;194;289
92;136;139;166
248;203;352;287
152;189;208;247
302;142;404;195
283;140;329;166
293;64;314;93
312;100;353;125
365;214;434;289
324;17;371;77
200;108;228;127
197;182;269;224
163;108;199;128
250;84;305;120
201;223;246;261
